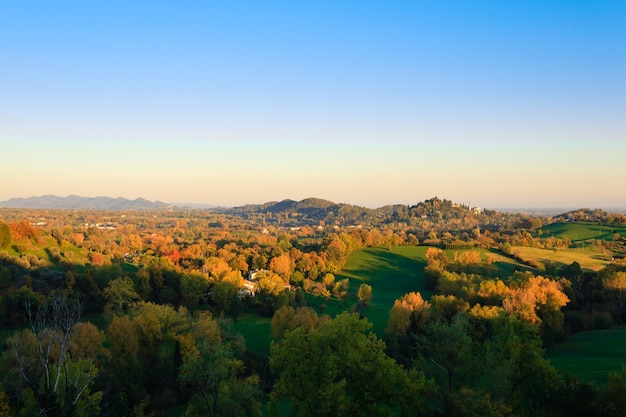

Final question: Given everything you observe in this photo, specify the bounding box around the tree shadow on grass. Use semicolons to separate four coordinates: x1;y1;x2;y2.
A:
338;247;430;303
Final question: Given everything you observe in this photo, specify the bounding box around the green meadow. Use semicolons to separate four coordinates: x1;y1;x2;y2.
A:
233;313;273;356
336;246;431;334
548;328;626;385
540;222;626;242
2;235;92;266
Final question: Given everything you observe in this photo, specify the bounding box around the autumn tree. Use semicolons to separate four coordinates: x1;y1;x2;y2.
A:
385;291;432;365
203;257;232;282
386;292;431;338
503;274;569;344
430;295;470;323
253;271;289;315
269;254;293;280
9;221;39;241
357;283;373;307
425;247;447;290
88;251;105;266
322;273;335;290
475;279;510;307
70;322;109;367
332;278;350;301
0;222;11;248
211;280;243;317
270;306;329;339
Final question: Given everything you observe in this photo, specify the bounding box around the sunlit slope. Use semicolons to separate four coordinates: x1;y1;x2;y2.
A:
511;246;610;272
337;246;430;334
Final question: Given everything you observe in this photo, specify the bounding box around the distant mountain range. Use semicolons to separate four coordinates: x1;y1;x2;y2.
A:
1;195;624;217
0;195;171;210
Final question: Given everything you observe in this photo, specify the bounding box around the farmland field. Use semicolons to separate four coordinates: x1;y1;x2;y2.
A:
511;245;610;272
548;327;626;385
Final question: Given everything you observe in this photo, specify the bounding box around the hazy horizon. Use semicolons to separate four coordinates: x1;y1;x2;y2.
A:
3;193;626;215
2;2;624;209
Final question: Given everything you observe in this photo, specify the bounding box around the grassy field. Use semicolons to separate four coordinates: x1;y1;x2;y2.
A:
3;235;91;266
511;245;609;272
548;328;626;385
232;313;273;356
541;222;626;242
336;246;431;335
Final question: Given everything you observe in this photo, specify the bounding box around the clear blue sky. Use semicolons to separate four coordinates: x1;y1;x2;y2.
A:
1;1;625;208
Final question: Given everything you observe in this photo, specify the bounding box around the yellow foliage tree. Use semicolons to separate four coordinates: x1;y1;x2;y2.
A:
503;275;569;325
386;292;431;338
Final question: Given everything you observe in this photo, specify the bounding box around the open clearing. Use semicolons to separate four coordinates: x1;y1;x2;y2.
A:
548;327;626;385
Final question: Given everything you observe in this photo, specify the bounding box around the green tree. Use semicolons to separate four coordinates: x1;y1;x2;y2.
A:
178;313;261;417
602;271;626;321
271;306;328;339
103;276;139;315
106;315;143;414
270;312;430;417
180;272;210;310
211;280;242;317
602;367;626;415
417;313;474;415
104;302;191;414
